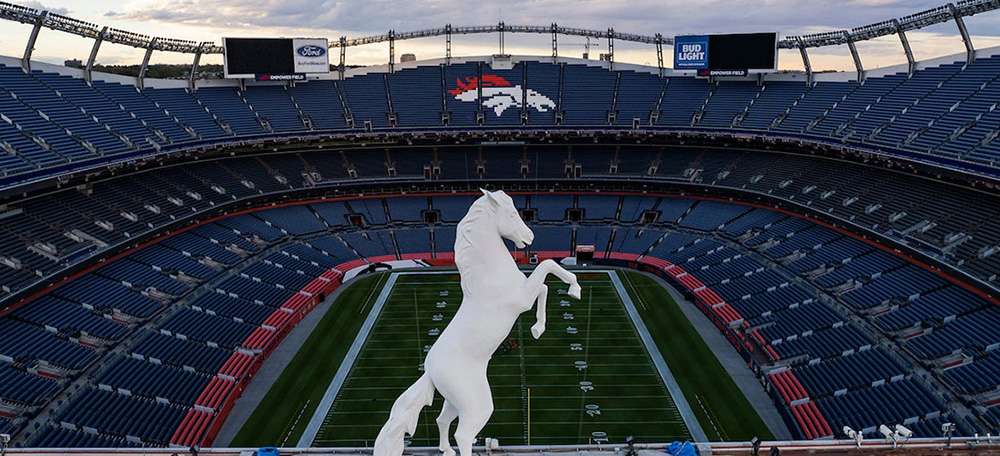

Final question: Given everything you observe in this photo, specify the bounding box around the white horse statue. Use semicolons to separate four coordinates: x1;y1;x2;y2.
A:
373;189;581;456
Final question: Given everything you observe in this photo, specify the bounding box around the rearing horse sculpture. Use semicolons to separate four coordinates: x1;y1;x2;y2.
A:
373;189;581;456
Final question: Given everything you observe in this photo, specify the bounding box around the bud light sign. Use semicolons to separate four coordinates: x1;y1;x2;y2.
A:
674;35;709;69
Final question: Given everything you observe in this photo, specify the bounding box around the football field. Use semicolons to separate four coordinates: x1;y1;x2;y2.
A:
310;271;691;447
231;268;773;448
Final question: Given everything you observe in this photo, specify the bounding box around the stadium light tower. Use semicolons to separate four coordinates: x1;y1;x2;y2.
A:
84;26;108;84
137;37;159;90
606;27;614;69
21;9;47;71
551;23;558;62
949;2;976;64
796;37;813;86
842;30;865;82
446;24;453;64
388;29;395;73
655;33;664;77
339;36;347;79
892;19;916;75
189;42;205;91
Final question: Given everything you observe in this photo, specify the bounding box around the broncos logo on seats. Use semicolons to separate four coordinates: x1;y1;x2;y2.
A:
449;74;556;116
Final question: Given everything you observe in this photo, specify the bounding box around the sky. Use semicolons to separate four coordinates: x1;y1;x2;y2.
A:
2;0;1000;72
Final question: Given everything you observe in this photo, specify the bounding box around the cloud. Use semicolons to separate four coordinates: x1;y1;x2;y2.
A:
20;1;70;15
16;0;1000;70
108;0;998;36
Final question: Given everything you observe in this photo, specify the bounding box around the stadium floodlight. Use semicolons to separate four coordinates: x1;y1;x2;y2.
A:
879;424;898;448
484;437;500;455
942;422;956;447
843;426;863;447
894;424;913;442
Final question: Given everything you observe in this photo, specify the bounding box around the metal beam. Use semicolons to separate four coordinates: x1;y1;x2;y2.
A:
84;26;106;84
498;21;505;54
22;10;46;72
551;23;558;62
844;30;865;82
655;33;664;77
1;0;998;61
445;24;452;64
797;37;813;86
607;28;614;69
893;19;916;75
314;1;997;51
188;42;203;91
388;30;395;73
338;36;346;80
329;23;665;49
137;37;158;90
784;0;998;49
950;2;976;64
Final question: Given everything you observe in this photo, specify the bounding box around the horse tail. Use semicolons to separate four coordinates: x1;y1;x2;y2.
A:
373;373;436;456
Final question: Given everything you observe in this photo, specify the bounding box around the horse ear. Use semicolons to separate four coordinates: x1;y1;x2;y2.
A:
480;189;501;209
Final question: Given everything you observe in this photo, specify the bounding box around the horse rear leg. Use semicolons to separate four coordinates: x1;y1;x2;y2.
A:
436;400;458;456
452;375;493;456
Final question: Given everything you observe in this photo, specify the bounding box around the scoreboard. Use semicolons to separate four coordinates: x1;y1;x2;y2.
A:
674;32;777;75
223;37;330;80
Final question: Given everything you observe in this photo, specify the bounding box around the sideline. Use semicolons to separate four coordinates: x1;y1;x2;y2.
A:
628;269;793;440
214;273;384;445
608;270;708;442
297;272;400;446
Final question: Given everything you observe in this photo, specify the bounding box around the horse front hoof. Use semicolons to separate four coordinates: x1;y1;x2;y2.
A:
441;447;456;456
531;323;546;339
568;283;582;299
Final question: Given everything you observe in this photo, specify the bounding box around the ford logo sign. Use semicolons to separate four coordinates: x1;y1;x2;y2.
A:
297;45;326;57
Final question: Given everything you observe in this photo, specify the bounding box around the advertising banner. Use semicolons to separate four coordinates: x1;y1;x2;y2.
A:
674;35;709;69
293;38;330;74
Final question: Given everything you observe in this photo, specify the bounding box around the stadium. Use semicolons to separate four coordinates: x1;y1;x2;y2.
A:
0;0;998;454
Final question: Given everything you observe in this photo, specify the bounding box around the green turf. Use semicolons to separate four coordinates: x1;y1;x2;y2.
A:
233;269;774;448
230;273;387;447
313;272;689;447
620;270;774;441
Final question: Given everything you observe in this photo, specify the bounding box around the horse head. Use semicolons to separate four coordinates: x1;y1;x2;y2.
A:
479;189;533;249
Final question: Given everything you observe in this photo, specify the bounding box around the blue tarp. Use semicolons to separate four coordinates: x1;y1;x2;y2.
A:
666;441;698;456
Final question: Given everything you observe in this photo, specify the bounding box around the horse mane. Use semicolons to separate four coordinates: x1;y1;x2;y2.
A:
455;197;493;269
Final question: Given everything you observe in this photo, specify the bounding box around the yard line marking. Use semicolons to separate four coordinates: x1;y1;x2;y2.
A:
280;399;310;447
575;285;595;442
314;270;694;446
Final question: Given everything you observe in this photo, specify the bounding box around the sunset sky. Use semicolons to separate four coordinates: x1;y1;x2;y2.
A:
2;0;999;72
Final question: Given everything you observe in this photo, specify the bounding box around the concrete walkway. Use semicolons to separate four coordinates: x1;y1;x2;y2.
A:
214;274;378;446
633;269;793;440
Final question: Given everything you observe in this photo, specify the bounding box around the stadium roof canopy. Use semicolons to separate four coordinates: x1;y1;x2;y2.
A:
1;0;999;82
